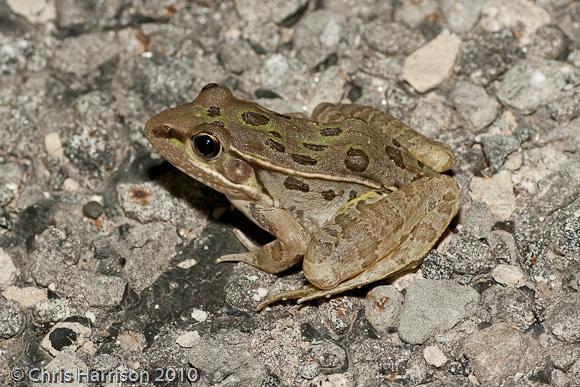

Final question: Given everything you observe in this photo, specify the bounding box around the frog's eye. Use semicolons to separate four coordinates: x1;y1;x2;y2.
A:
192;133;222;159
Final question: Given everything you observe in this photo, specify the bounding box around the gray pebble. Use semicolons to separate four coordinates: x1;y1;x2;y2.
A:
0;298;25;339
398;279;479;344
497;59;580;113
463;322;543;385
364;285;403;333
451;81;498;131
481;135;521;172
82;201;104;219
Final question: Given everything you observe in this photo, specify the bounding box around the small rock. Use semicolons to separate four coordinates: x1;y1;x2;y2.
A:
481;135;521;172
364;285;403;333
547;88;580;122
0;298;25;339
394;0;439;28
301;340;347;376
41;321;91;357
218;40;260;74
398;279;479;344
546;298;580;343
191;308;208;322
2;286;48;308
176;331;201;348
480;0;550;44
569;50;580;67
0;248;17;290
51;32;119;77
491;264;526;287
363;21;425;56
482;286;536;331
62;178;80;192
120;222;179;293
463;322;543;385
6;0;56;24
44;132;65;159
439;0;482;34
82;200;104;219
41;350;89;387
470;171;516;220
403;30;462;93
320;297;361;338
177;258;198;269
528;25;570;60
300;362;319;380
306;66;347;111
497;59;579;113
444;232;495;276
116;330;147;354
294;10;346;69
409;94;456;138
459;29;524;85
420;250;453;280
462;201;495;239
423;345;448;367
451;81;499;130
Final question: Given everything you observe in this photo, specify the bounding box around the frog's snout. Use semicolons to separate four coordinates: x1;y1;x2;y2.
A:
144;104;196;143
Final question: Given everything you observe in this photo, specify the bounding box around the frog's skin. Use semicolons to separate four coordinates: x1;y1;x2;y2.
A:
145;83;460;311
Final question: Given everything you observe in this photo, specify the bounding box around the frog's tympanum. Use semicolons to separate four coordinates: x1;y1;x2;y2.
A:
145;83;460;310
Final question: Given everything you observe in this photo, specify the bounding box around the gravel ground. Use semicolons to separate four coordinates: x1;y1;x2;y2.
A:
1;0;579;386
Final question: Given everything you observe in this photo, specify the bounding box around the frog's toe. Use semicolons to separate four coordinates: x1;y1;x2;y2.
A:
216;251;257;265
255;286;318;311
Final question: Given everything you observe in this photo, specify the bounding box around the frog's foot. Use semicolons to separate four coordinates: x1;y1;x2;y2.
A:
255;285;318;311
216;238;303;274
296;258;419;304
232;227;260;251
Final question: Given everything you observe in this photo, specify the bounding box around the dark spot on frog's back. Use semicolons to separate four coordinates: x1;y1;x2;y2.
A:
303;142;327;151
242;111;270;126
392;138;401;147
385;145;406;169
264;139;285;153
207;106;220;117
320;127;342;136
321;190;337;201
284;176;310;192
290;154;318;166
268;131;282;138
345;147;369;172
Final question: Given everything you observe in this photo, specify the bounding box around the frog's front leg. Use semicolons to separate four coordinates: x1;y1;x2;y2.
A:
259;175;460;308
216;200;310;274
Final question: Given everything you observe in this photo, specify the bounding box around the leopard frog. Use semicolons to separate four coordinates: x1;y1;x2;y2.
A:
144;83;460;310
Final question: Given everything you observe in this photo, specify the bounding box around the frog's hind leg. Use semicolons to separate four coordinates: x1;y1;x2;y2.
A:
312;103;455;172
296;174;460;304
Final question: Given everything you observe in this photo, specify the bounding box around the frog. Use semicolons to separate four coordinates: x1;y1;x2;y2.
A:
144;83;461;311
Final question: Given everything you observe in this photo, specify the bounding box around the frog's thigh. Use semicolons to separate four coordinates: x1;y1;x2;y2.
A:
217;202;310;274
300;175;460;301
312;103;455;172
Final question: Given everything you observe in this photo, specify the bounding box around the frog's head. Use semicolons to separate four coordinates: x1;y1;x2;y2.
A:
144;83;273;205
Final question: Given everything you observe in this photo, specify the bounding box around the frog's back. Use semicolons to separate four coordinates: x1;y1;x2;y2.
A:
190;84;432;190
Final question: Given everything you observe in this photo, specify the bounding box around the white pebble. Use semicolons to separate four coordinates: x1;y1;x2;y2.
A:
191;308;208;322
423;345;448;367
492;264;526;287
